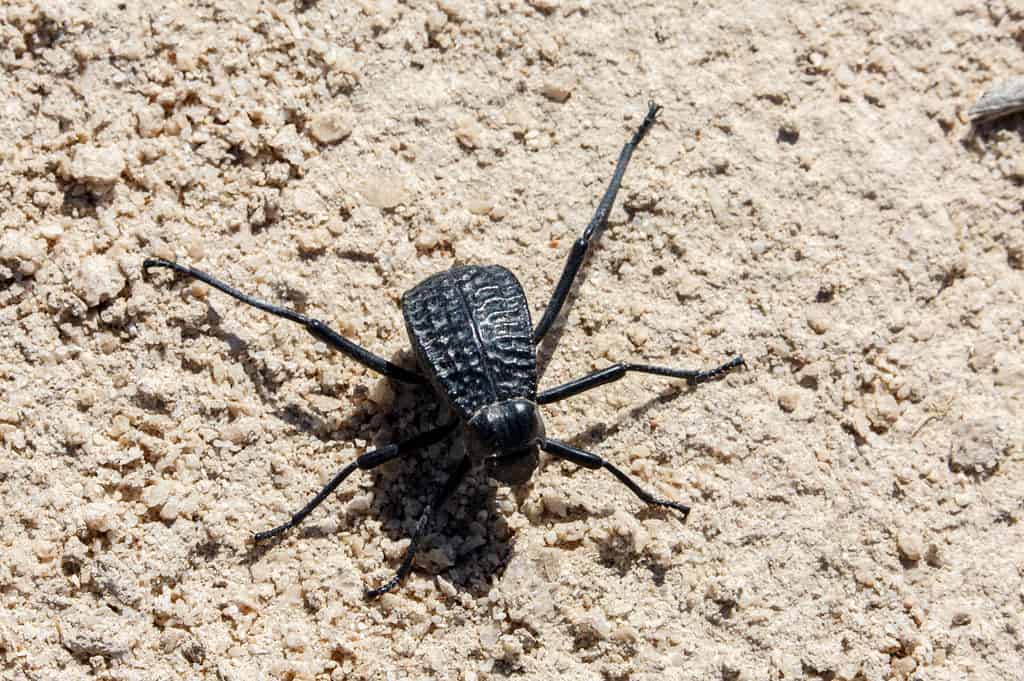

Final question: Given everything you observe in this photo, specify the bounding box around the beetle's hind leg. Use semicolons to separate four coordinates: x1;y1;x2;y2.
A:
253;422;457;542
532;102;662;344
365;455;471;599
537;356;745;404
541;438;690;519
142;258;426;384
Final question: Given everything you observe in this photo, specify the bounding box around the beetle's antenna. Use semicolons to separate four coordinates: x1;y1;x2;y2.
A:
533;101;662;345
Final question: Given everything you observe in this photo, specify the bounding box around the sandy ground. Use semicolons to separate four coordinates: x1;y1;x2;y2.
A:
1;1;1023;680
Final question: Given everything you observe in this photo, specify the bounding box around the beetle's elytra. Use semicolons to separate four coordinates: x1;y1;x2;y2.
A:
142;102;744;598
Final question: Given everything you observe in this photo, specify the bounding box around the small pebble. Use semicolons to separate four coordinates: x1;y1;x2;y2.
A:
466;197;494;216
38;223;64;241
949;418;1006;477
834;63;856;87
69;145;126;185
309;109;352;144
806;308;831;334
2;233;46;275
174;43;200;71
82;502;115;533
897;529;923;562
777;388;800;413
455;118;483;149
284;630;307;651
358;175;409;209
75;254;127;307
541;74;574;102
891;656;916;678
527;0;560;13
137;103;165;137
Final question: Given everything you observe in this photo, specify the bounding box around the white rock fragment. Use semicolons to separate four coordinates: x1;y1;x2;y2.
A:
61;609;137;659
897;529;923;562
368;379;395;407
497;552;556;624
75;254;126;307
777;388;800;413
142;479;190;521
345;491;374;515
137;103;165;137
527;0;560;14
358;174;409;209
220;417;263;446
437;0;471;21
270;124;304;165
968;76;1024;122
891;656;917;678
834;63;856;87
466;197;494;216
308;109;352;144
82;502;116;533
38;223;64;241
541;74;574;102
284;628;307;651
455;118;483;149
69;145;125;185
806;307;831;334
174;42;200;71
949;418;1007;477
1;233;47;275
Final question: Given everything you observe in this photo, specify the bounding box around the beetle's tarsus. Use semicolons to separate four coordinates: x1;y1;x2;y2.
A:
654;499;691;522
253;523;291;543
364;455;470;600
685;355;746;387
540;439;693;521
365;576;401;600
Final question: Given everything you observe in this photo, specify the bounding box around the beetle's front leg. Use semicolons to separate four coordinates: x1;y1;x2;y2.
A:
532;102;662;344
143;258;426;384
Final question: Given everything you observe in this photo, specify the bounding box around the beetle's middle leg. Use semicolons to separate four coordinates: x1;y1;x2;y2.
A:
536;356;744;404
142;258;426;384
365;454;471;599
540;438;690;519
533;102;662;344
253;421;457;543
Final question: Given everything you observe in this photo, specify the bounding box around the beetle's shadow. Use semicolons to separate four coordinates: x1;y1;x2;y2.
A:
558;384;698;452
364;435;515;597
179;313;512;593
169;298;701;597
167;304;396;439
154;302;516;594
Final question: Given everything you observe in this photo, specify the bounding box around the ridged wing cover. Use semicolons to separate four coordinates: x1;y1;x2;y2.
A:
402;265;537;419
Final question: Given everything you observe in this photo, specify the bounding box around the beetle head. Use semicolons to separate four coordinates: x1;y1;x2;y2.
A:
465;399;545;485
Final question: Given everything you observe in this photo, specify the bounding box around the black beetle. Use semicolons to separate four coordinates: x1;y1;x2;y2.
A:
142;103;744;597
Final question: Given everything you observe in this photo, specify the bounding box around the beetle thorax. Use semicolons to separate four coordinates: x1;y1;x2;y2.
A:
464;399;545;485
